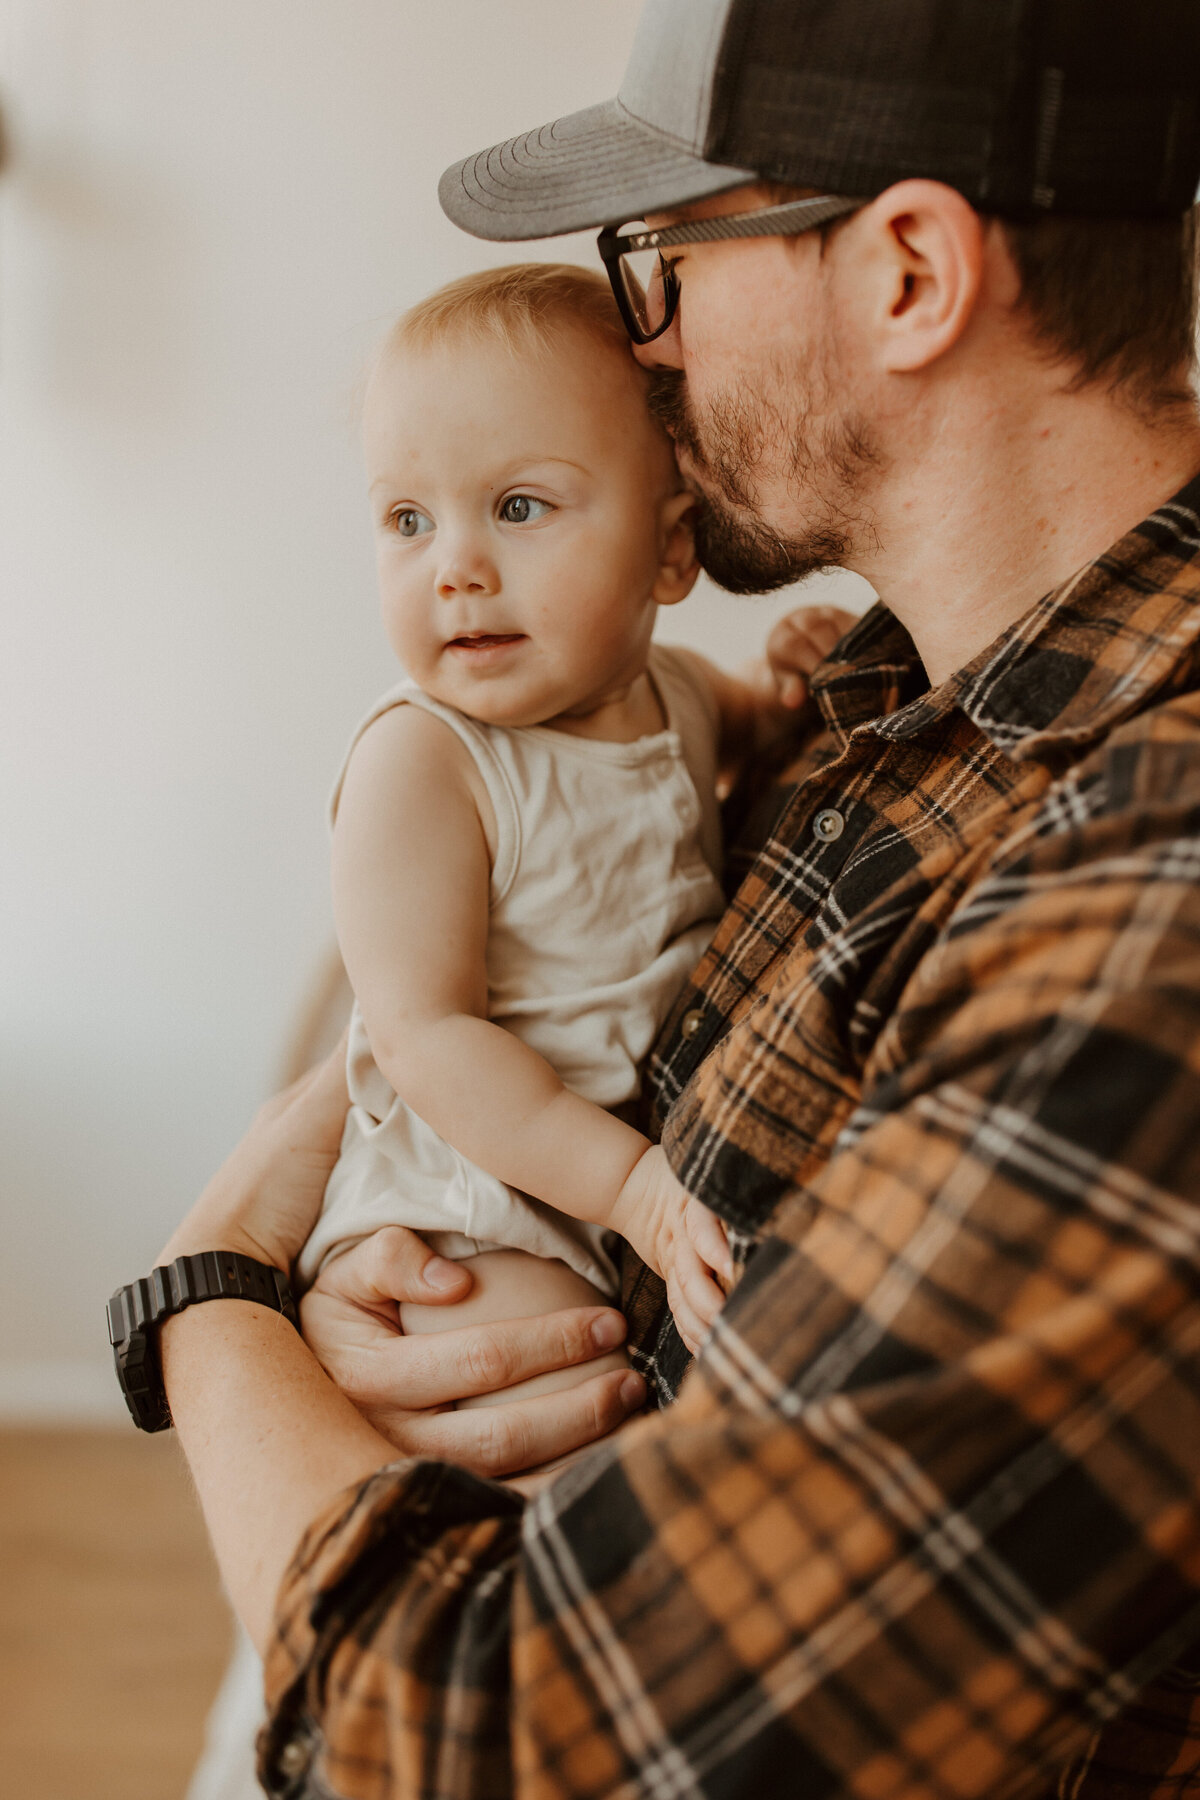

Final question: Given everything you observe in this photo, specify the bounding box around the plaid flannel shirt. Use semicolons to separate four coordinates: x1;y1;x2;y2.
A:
261;478;1200;1800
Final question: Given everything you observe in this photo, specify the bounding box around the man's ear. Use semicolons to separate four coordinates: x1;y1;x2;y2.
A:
854;180;986;374
653;490;701;606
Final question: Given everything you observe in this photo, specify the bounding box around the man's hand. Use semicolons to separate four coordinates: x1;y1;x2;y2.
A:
301;1227;645;1480
611;1147;733;1354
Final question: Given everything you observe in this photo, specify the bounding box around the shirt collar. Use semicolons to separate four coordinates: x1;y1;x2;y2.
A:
809;470;1200;761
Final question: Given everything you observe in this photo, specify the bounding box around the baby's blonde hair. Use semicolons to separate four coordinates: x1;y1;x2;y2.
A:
386;262;630;364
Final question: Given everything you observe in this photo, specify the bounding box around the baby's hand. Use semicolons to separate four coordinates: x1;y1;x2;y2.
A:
612;1146;734;1354
765;603;859;708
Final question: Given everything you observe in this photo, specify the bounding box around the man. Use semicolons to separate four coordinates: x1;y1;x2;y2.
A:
123;1;1200;1794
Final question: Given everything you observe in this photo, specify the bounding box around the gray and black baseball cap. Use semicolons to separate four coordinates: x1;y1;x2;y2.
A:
439;0;1200;241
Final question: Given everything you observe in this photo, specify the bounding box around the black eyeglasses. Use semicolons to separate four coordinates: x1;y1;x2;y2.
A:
597;193;863;345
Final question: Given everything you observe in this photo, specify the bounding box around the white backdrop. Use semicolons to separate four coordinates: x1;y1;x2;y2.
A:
0;0;870;1416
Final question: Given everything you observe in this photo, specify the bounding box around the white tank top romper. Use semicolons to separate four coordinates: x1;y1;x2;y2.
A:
296;642;725;1297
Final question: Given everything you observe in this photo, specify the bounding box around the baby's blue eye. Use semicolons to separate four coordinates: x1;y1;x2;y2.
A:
499;494;552;525
392;507;433;538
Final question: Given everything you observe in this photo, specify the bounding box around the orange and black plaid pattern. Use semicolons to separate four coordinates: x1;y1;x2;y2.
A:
262;480;1200;1798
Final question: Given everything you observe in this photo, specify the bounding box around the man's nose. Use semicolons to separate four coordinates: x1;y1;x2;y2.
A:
632;312;684;371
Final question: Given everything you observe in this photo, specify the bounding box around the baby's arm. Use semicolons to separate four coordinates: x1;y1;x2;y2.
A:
333;705;727;1344
690;603;860;786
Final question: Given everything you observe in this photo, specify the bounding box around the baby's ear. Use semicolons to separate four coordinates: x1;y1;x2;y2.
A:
653;490;701;607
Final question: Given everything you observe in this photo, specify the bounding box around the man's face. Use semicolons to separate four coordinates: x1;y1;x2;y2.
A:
636;187;884;594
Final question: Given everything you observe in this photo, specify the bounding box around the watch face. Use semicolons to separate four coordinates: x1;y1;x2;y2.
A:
107;1288;171;1432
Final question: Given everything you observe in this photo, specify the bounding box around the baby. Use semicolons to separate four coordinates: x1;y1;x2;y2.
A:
298;263;850;1385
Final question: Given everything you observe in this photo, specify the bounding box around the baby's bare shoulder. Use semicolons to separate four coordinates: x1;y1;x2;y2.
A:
348;698;474;788
341;699;497;855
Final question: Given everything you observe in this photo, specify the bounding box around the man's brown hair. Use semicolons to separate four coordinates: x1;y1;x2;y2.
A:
1004;212;1199;416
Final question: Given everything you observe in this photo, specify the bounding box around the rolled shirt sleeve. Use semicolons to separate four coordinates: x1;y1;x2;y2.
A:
262;1212;1200;1799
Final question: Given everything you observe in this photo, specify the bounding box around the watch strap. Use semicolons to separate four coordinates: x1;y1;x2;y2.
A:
107;1250;298;1432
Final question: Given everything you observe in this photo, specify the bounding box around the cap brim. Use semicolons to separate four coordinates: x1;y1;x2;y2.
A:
438;98;755;242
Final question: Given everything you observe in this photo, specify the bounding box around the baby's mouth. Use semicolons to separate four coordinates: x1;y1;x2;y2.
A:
447;631;525;650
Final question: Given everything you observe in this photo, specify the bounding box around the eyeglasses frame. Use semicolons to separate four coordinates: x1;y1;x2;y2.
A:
597;193;864;344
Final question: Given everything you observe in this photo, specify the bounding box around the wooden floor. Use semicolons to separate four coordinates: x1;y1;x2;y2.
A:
0;1427;234;1800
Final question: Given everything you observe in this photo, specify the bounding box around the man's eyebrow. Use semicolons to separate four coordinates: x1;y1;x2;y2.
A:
645;202;704;227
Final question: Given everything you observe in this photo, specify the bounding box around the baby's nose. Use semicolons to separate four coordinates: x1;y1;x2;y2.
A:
436;546;498;597
437;569;492;597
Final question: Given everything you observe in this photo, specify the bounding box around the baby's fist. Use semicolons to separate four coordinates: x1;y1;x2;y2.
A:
612;1147;733;1355
766;604;859;708
665;1193;733;1355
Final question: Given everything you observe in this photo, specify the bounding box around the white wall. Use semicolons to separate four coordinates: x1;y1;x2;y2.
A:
0;0;870;1418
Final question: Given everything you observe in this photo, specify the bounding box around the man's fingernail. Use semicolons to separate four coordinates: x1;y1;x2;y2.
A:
591;1312;625;1351
425;1257;464;1291
619;1373;646;1409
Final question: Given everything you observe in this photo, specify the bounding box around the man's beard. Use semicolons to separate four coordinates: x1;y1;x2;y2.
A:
647;366;881;595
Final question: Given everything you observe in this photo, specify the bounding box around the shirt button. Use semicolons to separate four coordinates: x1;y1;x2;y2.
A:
278;1740;310;1778
812;807;845;843
679;1007;705;1039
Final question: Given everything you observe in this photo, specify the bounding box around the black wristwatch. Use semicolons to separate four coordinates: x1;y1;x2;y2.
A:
107;1250;299;1432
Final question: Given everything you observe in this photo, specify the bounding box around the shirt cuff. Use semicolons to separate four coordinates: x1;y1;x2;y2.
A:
259;1458;524;1795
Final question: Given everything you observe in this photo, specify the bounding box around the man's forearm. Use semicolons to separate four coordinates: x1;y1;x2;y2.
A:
159;1298;395;1651
148;1043;640;1661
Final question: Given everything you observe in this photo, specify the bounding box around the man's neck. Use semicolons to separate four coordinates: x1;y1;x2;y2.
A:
857;374;1200;688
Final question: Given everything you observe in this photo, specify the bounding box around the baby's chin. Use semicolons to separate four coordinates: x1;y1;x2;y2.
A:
419;671;565;730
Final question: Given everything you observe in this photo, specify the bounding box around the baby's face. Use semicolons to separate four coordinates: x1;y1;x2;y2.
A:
363;323;683;728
